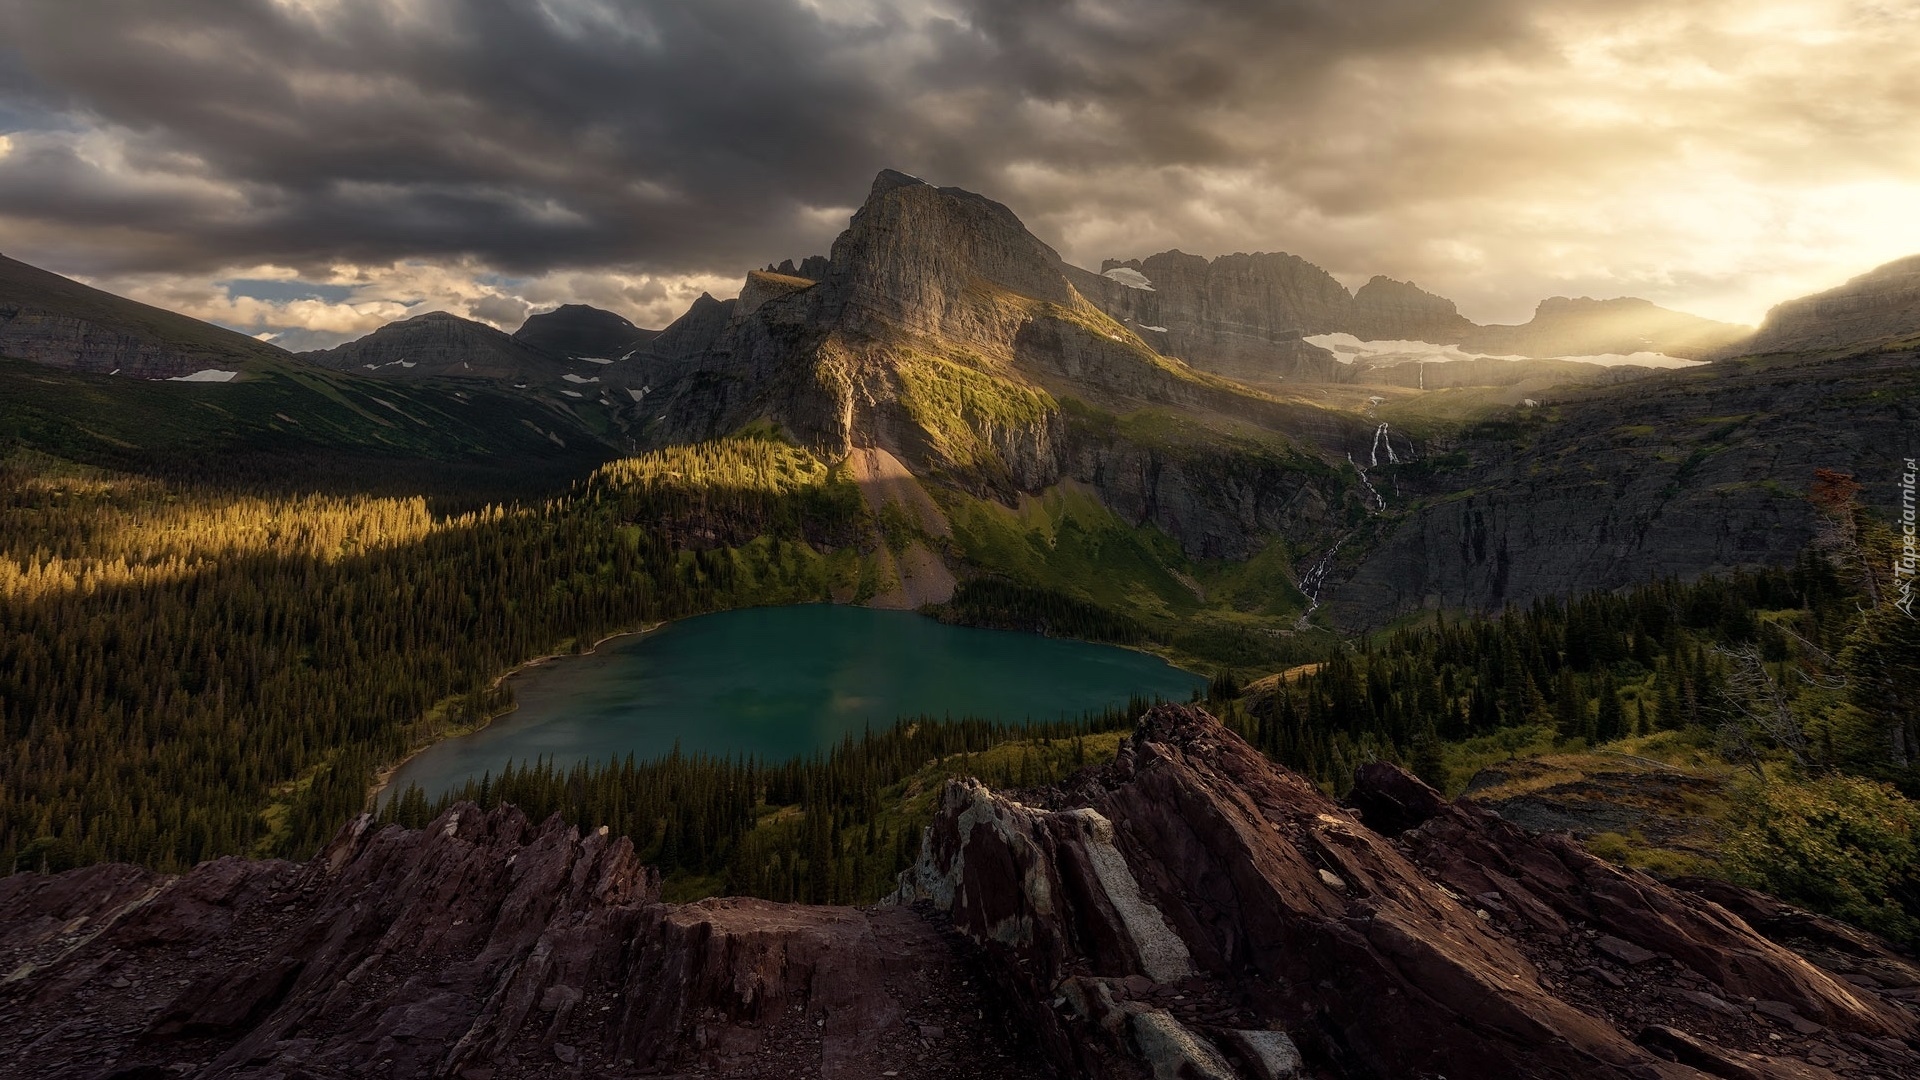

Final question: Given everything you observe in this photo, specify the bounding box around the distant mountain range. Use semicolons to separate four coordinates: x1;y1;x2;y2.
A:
10;204;1920;394
4;171;1918;626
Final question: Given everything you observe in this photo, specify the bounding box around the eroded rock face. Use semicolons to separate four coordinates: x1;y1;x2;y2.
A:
1067;252;1353;384
1325;346;1920;627
1349;275;1475;344
901;705;1920;1080
1737;255;1920;356
0;805;1044;1080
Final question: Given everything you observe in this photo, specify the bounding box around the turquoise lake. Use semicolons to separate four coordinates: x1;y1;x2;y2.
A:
385;604;1205;797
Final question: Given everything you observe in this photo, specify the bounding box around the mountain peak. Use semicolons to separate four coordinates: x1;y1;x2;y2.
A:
513;303;655;360
830;167;1074;338
869;168;929;198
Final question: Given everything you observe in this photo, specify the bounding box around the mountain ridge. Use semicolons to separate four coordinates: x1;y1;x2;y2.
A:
0;252;295;378
1736;254;1920;356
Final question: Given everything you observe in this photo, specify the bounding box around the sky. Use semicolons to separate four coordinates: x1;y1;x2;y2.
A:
1;0;1916;351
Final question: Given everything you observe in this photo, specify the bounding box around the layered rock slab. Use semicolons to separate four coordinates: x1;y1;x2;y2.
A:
0;807;1043;1080
900;705;1919;1079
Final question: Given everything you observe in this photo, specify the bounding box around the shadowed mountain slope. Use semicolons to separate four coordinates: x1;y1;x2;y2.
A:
303;310;572;383
0;253;293;378
512;303;659;361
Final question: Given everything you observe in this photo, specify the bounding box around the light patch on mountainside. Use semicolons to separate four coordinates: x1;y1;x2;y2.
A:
847;445;956;611
1305;333;1707;369
165;369;240;382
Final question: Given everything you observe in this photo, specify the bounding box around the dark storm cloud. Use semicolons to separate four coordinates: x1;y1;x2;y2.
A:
0;0;1550;277
0;0;1915;332
0;0;917;275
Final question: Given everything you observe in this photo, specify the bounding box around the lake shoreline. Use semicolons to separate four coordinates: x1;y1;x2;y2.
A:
365;621;665;805
368;603;1205;804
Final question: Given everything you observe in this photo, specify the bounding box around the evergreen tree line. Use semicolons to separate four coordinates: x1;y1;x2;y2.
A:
377;699;1156;905
937;577;1149;644
0;439;869;872
1234;525;1917;799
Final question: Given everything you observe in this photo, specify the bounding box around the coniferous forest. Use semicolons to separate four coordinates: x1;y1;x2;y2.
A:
0;438;867;870
4;438;1917;938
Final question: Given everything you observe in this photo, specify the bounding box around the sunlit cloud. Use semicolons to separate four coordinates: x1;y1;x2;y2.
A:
82;260;744;351
0;0;1913;335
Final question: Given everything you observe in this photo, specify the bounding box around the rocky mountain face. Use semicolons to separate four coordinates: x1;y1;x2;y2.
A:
1062;251;1356;384
302;311;573;383
1465;296;1749;361
1736;255;1920;356
1325;345;1920;626
1348;275;1475;343
6;706;1916;1080
1064;253;1746;383
510;304;658;361
0;253;293;378
623;170;1370;561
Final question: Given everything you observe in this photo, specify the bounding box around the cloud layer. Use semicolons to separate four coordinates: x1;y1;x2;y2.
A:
1;0;1916;345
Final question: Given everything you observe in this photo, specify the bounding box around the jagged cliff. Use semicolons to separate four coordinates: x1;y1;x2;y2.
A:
1062;251;1356;385
0;253;293;378
6;707;1915;1079
1065;251;1747;383
1349;275;1475;343
1736;256;1920;356
1323;345;1920;626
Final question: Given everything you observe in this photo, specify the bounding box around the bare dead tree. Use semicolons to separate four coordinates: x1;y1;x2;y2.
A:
1809;468;1881;609
1714;642;1826;771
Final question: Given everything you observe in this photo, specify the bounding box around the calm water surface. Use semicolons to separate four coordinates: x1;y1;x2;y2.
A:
387;604;1203;796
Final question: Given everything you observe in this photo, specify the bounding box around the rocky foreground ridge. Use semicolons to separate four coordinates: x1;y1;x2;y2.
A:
5;707;1918;1079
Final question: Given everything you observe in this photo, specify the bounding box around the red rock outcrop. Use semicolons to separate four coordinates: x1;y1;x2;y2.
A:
900;706;1920;1079
0;806;1044;1080
5;706;1917;1079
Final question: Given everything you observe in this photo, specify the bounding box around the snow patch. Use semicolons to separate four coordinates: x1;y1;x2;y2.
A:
1303;333;1705;370
626;388;647;402
561;389;585;398
1132;322;1169;333
1102;266;1155;291
562;373;601;384
576;357;615;364
167;369;239;383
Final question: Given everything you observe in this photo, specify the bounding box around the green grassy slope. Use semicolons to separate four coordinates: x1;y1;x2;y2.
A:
0;357;612;499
